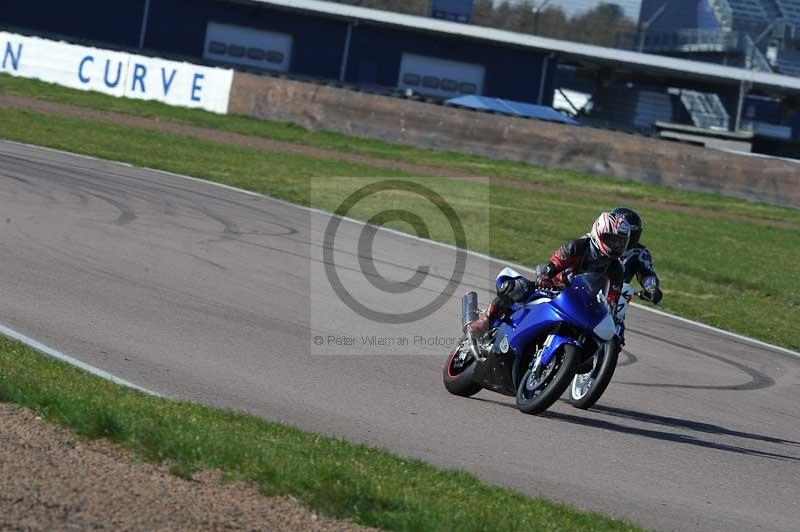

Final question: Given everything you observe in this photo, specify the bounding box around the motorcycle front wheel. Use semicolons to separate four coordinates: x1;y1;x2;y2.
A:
568;339;620;410
443;337;482;397
516;344;579;415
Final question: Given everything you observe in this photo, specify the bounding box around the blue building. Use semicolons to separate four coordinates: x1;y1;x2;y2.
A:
594;0;800;140
637;0;800;76
4;0;800;150
0;0;556;106
431;0;474;23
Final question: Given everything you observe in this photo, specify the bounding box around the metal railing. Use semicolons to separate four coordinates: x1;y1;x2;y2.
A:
616;28;773;72
740;119;793;139
742;33;773;72
618;29;742;53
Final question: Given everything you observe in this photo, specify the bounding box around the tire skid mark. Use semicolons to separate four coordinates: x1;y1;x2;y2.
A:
161;197;178;216
192;203;241;238
2;154;137;219
636;309;800;361
10;230;303;336
53;160;485;294
620;328;775;391
96;167;301;237
16;149;302;238
0;167;60;204
6;154;290;238
81;190;137;226
69;162;297;238
2;172;32;186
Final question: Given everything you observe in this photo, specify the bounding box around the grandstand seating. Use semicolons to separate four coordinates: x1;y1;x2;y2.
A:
635;0;800;77
680;90;731;130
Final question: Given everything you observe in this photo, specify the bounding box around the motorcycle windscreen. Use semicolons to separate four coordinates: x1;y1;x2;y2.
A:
550;273;610;334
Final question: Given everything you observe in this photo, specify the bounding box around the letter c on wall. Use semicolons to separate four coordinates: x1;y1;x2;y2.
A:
78;55;94;83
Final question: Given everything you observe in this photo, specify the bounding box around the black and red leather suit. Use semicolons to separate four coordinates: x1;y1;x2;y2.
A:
485;236;625;325
534;236;625;304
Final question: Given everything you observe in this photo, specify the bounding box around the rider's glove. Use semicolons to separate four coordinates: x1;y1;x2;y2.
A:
641;275;662;304
643;285;663;304
536;274;555;289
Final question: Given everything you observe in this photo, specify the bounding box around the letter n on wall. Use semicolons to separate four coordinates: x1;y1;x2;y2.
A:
3;42;22;71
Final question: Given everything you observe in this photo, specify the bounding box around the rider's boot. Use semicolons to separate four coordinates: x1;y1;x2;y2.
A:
465;303;502;335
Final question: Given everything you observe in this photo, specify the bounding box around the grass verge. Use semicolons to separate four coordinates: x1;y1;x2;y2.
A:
1;75;799;351
0;336;642;531
3;74;800;225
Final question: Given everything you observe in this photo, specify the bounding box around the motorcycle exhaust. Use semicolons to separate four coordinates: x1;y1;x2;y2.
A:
461;291;478;328
462;291;485;360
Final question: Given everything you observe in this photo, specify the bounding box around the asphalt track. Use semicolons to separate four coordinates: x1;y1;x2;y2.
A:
1;141;799;532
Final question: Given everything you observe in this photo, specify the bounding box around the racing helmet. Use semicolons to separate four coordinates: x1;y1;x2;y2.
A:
611;207;643;248
590;212;631;259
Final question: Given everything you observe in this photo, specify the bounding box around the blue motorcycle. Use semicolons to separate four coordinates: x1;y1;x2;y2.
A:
443;268;617;415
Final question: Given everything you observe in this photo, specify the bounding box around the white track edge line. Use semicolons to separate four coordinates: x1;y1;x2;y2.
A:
0;322;163;397
5;139;799;359
623;304;800;357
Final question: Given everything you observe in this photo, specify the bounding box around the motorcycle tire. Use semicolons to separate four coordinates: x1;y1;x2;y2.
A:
443;339;482;397
568;339;620;410
516;344;579;415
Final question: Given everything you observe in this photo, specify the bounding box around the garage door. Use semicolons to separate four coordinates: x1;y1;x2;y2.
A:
203;21;292;73
398;53;485;98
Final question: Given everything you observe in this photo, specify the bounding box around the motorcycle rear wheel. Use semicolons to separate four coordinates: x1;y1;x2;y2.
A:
516;344;579;415
568;339;620;410
443;338;482;397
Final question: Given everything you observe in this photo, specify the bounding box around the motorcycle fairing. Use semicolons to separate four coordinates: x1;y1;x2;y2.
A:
474;270;615;395
550;281;610;336
494;271;612;355
497;302;567;355
495;267;525;291
472;348;517;397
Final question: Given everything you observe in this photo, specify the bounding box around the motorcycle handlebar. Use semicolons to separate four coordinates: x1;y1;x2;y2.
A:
532;288;560;298
534;285;664;307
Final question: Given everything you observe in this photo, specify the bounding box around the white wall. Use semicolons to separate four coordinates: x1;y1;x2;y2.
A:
0;31;234;114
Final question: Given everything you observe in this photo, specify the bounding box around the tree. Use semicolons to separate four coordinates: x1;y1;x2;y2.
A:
472;0;494;23
536;7;571;40
491;1;514;29
332;0;429;16
568;3;635;46
326;0;636;47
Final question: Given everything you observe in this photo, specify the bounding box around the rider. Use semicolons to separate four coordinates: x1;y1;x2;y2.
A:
611;207;662;305
467;211;631;335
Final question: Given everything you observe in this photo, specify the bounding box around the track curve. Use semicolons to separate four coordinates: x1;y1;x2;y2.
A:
1;141;799;532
